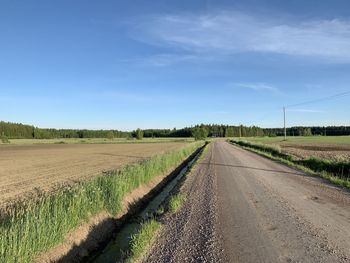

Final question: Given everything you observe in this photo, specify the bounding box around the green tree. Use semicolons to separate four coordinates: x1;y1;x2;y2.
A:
107;131;114;140
135;128;144;140
224;127;234;137
192;127;208;140
302;128;313;136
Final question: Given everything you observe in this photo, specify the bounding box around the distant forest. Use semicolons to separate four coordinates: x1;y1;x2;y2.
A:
1;121;350;139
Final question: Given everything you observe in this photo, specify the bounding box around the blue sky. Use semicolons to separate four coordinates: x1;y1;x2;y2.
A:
1;0;350;130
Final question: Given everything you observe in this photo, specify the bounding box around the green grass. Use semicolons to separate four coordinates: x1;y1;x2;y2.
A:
231;140;350;189
168;193;187;213
0;137;194;145
124;142;210;262
0;142;203;263
234;140;283;155
239;135;350;145
126;219;161;263
166;142;211;214
297;157;350;178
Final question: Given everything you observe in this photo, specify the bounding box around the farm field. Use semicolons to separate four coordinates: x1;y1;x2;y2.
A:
0;142;187;207
242;136;350;145
242;136;350;161
0;137;193;145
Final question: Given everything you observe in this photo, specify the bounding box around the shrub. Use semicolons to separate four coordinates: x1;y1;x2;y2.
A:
1;135;10;143
54;141;66;144
134;129;144;140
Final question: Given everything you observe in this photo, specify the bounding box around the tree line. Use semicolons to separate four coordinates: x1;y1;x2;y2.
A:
0;121;130;139
263;126;350;137
1;121;350;140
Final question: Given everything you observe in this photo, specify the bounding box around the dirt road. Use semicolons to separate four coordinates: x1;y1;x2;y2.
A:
0;143;185;206
143;141;350;262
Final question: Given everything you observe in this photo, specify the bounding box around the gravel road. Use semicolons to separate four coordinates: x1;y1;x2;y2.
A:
142;141;350;263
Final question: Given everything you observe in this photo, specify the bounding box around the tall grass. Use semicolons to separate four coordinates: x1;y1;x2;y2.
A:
168;193;187;213
126;219;161;263
233;140;290;159
242;135;350;145
297;157;350;180
0;142;202;263
231;139;350;186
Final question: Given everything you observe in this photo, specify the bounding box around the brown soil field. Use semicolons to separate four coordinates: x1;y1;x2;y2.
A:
281;143;350;161
0;142;186;206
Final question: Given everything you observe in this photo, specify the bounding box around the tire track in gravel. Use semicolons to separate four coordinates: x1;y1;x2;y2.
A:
141;143;223;263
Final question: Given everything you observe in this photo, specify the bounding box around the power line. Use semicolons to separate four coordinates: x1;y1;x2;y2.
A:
285;90;350;108
283;90;350;139
251;108;281;124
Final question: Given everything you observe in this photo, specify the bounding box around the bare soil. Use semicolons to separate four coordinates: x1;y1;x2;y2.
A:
280;143;350;161
0;143;185;206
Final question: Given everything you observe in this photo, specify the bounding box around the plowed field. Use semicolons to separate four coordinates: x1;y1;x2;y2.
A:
0;143;186;206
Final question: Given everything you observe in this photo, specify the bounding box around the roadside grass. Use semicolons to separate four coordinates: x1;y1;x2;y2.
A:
233;140;284;157
167;142;210;214
126;219;161;263
168;193;187;213
0;142;203;263
123;142;210;262
239;135;350;145
231;140;350;189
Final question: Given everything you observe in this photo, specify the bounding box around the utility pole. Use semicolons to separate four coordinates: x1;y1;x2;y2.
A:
283;106;286;140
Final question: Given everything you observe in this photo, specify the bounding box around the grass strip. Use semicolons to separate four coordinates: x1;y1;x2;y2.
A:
230;140;350;189
126;219;161;263
124;142;210;262
0;142;203;263
167;141;211;214
168;193;187;213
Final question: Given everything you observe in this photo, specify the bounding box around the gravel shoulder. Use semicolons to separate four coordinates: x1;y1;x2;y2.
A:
142;141;350;263
141;143;223;263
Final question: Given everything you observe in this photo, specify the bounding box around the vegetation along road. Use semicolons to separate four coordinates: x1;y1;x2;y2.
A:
0;142;186;207
143;141;350;262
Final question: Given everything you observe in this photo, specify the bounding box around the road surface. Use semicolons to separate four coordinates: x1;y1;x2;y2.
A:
142;141;350;262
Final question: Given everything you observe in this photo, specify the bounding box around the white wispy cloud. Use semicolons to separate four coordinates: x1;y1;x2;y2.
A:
234;82;279;92
130;11;350;63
